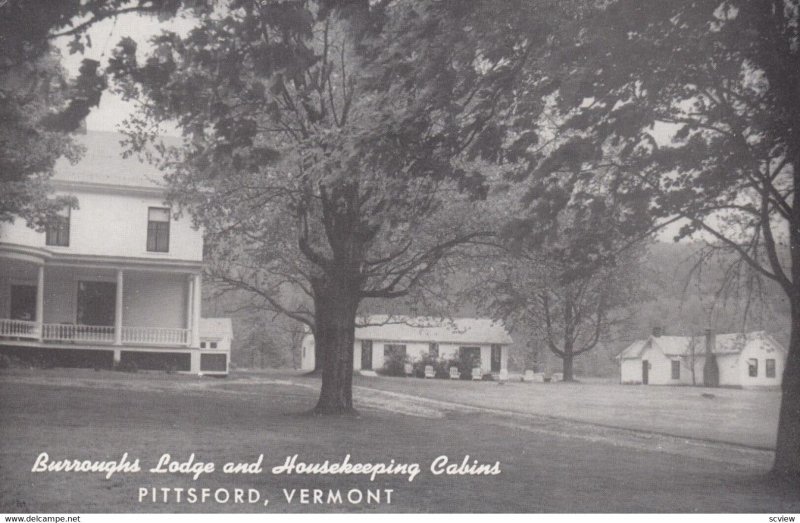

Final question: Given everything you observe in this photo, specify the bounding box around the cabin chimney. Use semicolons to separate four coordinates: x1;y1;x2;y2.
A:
652;326;663;337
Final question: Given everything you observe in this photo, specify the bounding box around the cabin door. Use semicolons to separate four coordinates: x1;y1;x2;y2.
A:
361;340;373;370
642;360;649;384
491;345;502;372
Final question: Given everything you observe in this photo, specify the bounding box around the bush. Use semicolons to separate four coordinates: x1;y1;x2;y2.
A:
377;349;409;377
0;353;11;369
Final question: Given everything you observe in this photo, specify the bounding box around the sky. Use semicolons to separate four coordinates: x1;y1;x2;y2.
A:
56;12;194;134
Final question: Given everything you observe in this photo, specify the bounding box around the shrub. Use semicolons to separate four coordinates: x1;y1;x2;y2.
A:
377;350;409;377
0;353;11;369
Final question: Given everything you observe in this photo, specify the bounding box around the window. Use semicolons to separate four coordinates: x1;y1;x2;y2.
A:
671;360;680;380
766;359;776;378
748;358;758;377
200;342;207;349
46;207;70;246
147;207;170;252
210;341;218;349
429;342;439;359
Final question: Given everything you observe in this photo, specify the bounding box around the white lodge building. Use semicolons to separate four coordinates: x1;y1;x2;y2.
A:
617;328;786;387
301;315;513;375
0;132;231;375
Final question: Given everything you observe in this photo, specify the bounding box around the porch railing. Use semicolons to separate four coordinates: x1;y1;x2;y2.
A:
0;319;39;339
42;323;115;343
0;319;189;347
121;326;188;346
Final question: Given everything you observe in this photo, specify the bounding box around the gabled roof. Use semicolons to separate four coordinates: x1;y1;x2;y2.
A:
52;131;177;190
617;331;785;360
354;314;512;345
199;317;234;340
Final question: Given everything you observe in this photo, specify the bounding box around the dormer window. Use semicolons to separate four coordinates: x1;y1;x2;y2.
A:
46;207;70;246
147;207;170;252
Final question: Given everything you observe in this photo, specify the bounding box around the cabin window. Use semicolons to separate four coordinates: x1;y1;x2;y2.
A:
210;341;218;349
429;342;439;359
766;359;776;378
748;358;758;377
46;207;70;246
147;207;170;252
671;360;680;380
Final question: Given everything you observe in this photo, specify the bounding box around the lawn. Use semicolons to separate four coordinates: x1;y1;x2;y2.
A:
351;373;783;449
0;368;797;513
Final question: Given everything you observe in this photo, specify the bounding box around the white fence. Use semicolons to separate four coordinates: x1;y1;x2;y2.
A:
0;319;189;347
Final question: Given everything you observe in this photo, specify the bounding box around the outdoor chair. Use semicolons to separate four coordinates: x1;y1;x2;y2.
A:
523;369;535;382
424;365;435;379
472;367;482;380
551;372;563;382
404;363;413;376
498;369;509;382
449;366;460;380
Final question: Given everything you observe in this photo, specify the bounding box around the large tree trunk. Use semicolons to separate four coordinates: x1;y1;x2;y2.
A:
312;277;360;414
773;298;800;479
562;351;574;381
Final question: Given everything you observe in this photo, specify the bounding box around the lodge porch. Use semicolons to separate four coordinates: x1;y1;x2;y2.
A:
1;258;201;349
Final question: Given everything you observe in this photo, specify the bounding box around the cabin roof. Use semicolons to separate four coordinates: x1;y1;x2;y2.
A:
353;315;512;345
617;331;784;360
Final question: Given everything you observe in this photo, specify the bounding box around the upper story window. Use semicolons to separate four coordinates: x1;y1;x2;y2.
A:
147;207;170;252
45;207;70;247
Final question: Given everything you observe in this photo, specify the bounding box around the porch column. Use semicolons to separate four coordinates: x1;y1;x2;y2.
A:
114;269;124;346
185;274;194;347
36;265;44;341
191;272;202;348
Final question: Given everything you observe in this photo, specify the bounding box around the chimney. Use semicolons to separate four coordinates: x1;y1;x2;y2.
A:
652;326;663;337
704;328;715;355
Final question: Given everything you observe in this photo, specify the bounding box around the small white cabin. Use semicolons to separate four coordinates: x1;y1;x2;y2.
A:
617;330;786;387
301;315;512;375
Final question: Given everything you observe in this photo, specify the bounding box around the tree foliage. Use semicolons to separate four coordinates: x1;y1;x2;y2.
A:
108;0;573;412
0;0;191;229
503;0;800;478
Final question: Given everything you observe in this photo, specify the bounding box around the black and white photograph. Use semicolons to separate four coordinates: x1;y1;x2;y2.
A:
1;0;800;516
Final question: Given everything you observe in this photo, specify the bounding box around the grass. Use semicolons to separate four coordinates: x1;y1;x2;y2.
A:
351;373;782;449
0;368;798;513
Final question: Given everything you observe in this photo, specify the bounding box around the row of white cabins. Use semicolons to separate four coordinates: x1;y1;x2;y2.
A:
0;131;788;386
